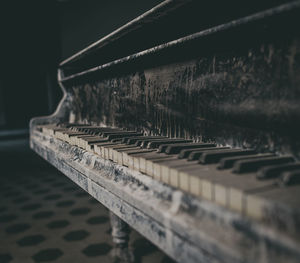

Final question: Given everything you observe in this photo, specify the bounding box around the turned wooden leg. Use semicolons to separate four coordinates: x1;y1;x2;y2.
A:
109;211;134;263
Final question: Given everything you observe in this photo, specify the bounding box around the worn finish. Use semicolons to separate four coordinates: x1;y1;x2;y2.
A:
55;2;300;157
67;40;300;155
30;131;300;263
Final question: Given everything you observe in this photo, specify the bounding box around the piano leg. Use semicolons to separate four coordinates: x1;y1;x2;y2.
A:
109;211;134;263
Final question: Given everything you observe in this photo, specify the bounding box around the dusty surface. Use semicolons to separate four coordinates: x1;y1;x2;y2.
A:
60;3;300;157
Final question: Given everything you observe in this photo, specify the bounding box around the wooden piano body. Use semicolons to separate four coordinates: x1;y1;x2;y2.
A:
30;1;300;262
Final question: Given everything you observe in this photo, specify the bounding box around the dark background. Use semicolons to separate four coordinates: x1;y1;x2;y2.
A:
0;0;162;131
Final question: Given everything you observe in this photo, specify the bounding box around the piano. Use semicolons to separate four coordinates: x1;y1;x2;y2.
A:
30;1;300;262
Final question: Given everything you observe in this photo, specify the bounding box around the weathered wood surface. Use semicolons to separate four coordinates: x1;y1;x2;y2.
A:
30;130;300;263
57;1;300;158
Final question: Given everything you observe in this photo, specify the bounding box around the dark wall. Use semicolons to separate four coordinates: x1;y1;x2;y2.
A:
59;0;163;60
0;0;61;130
0;0;163;130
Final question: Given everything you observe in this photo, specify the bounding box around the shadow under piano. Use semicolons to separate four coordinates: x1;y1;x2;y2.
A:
30;1;300;262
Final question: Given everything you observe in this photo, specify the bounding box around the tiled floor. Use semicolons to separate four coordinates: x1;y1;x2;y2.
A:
0;139;174;263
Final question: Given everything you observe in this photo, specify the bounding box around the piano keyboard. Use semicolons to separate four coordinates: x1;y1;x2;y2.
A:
40;124;300;222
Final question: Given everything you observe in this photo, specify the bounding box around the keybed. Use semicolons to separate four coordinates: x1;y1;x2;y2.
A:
38;123;300;222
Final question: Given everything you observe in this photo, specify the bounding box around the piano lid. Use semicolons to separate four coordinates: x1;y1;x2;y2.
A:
59;0;300;77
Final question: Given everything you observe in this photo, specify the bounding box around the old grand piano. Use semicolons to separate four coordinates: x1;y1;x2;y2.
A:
30;0;300;262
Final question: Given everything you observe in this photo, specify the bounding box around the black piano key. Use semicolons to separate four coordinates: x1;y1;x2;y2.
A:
122;136;165;144
73;125;92;129
69;133;89;140
85;128;107;133
126;136;149;144
279;169;300;186
66;126;79;131
135;138;174;147
187;147;230;161
107;132;143;140
178;146;218;159
79;127;119;135
91;128;122;135
233;156;295;174
256;162;300;179
122;136;143;144
81;130;107;136
83;128;93;133
85;137;109;145
157;144;173;153
160;143;216;154
101;130;136;136
108;138;122;143
147;139;193;149
83;135;103;141
100;131;137;138
218;153;275;169
67;124;89;129
78;127;114;133
199;149;256;164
